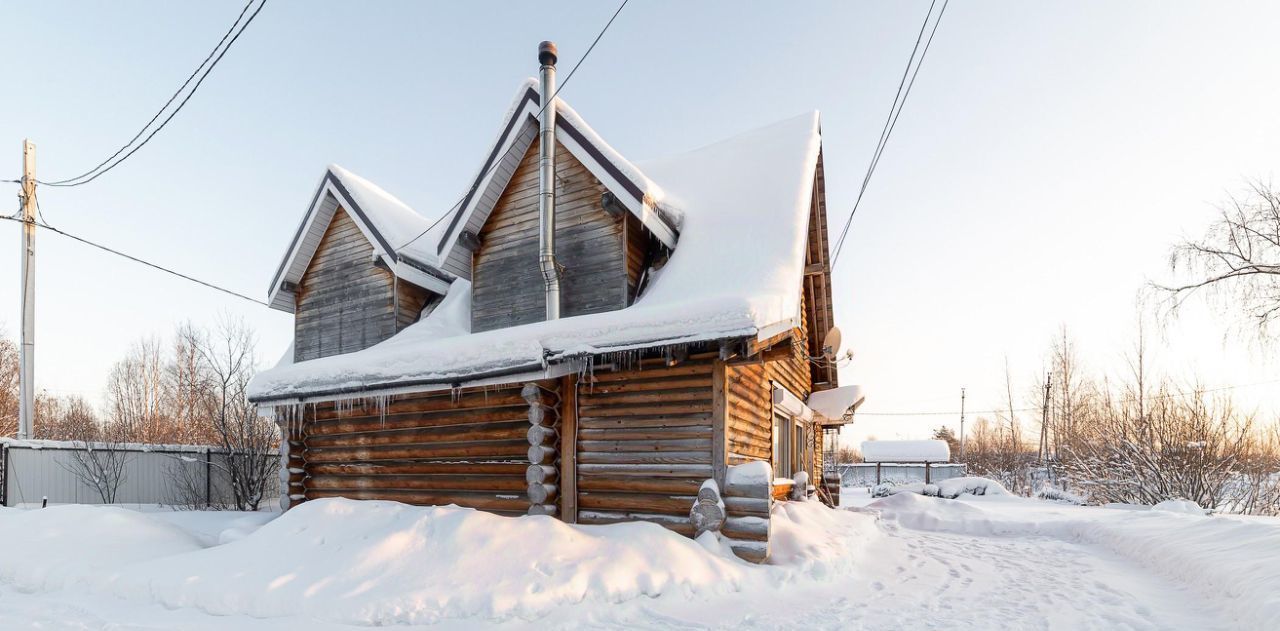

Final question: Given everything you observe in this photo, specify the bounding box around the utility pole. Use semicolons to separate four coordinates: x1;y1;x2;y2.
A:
18;140;36;440
1039;372;1052;463
958;387;965;459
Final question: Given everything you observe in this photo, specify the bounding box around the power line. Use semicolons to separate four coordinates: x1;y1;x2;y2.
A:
0;215;267;306
830;0;950;267
394;0;630;255
39;0;267;188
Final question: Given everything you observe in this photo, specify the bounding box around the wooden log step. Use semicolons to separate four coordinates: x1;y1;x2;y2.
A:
721;515;770;541
577;451;711;466
306;421;528;448
577;438;713;453
303;488;529;512
725;539;769;564
308;474;525;493
577;475;703;495
577;492;698;515
305;441;528;463
723;496;772;518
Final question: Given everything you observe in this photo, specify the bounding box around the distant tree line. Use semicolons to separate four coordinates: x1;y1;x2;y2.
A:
0;318;276;510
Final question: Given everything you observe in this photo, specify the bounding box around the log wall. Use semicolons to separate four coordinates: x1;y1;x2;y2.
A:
292;382;559;516
574;355;718;535
723;327;819;481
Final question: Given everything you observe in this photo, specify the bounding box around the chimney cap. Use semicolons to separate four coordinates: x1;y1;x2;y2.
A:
538;41;558;66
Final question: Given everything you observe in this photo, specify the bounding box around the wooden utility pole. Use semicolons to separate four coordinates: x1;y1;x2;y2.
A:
958;387;965;459
18;140;36;440
1038;372;1052;463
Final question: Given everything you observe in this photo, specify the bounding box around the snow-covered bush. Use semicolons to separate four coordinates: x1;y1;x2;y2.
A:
1036;485;1086;505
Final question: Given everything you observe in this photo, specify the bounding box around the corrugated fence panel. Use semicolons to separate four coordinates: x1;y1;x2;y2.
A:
1;443;279;508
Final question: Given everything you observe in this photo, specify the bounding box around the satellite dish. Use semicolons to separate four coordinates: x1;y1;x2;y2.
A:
822;327;843;361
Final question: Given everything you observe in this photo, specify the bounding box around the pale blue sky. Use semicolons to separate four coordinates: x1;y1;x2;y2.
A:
3;1;1277;443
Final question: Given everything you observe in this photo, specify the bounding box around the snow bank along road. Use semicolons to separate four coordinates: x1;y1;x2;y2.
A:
0;488;1274;629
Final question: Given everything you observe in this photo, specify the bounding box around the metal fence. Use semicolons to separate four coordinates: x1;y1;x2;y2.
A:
0;439;279;508
838;462;967;487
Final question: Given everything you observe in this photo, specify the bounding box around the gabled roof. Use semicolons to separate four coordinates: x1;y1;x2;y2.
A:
250;111;823;402
266;165;453;312
434;79;681;271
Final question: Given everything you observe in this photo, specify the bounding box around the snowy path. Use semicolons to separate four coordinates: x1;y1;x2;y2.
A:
0;493;1269;630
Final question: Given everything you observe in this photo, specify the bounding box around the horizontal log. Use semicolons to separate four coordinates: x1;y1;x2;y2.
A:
309;462;527;476
309;408;530;436
578;492;698;515
577;416;711;430
576;425;711;441
721;515;770;541
307;421;527;448
527;504;558;516
577;463;713;478
726;539;769;564
577;402;712;417
580;376;711;395
528;444;557;465
527;482;557;505
305;441;527;463
527;424;557;446
723;496;772;518
577;451;710;466
577;438;713;453
528;405;555;427
576;475;703;495
586;363;713;383
526;464;558;485
303;489;529;512
577;389;713;407
308;474;525;493
310;389;527;421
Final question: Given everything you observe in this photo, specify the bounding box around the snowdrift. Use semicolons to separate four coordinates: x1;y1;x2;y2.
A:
0;498;880;626
868;489;1280;629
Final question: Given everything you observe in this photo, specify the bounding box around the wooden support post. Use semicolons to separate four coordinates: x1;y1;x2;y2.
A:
558;374;578;523
876;462;882;485
711;360;727;486
925;461;931;484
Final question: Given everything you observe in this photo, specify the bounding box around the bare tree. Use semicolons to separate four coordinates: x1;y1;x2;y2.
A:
0;336;19;437
35;393;99;441
105;338;171;443
183;318;277;511
1156;180;1280;339
58;420;131;504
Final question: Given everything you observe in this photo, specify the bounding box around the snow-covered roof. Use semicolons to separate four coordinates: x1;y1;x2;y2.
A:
250;104;822;403
266;165;453;312
861;440;951;463
807;385;866;424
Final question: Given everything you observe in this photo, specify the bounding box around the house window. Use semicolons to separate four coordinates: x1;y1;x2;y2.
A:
772;409;792;479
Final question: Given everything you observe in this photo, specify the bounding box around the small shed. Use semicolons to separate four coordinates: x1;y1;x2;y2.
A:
860;440;951;484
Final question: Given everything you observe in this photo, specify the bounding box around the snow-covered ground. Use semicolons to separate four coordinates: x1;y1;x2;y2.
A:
0;487;1274;630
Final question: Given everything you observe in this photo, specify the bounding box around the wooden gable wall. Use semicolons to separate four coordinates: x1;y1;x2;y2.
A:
471;136;639;332
294;207;431;362
803;153;838;391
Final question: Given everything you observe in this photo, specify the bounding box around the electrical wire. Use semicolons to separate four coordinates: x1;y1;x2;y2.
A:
394;0;630;256
0;215;268;306
39;0;266;188
830;0;950;267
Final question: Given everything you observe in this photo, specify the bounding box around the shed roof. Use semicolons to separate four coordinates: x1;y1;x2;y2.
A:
249;93;822;403
860;440;951;463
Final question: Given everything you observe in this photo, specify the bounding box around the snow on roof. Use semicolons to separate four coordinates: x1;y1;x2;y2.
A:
860;440;951;463
807;385;866;423
250;110;822;402
325;164;447;266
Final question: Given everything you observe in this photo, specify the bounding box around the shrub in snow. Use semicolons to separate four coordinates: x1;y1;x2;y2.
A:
1036;485;1086;505
872;477;1008;500
1152;499;1208;516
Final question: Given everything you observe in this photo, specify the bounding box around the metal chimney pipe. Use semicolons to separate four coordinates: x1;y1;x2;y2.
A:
537;41;561;321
